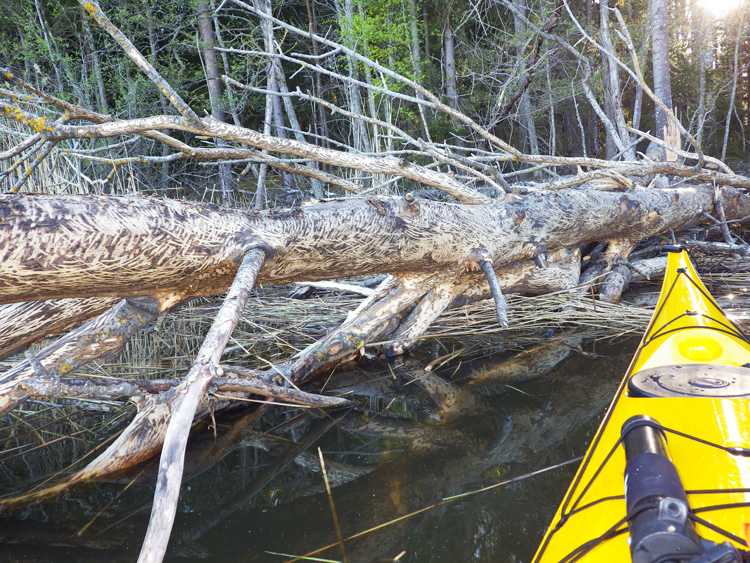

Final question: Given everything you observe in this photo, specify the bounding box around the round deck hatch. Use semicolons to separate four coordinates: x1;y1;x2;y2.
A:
629;364;750;398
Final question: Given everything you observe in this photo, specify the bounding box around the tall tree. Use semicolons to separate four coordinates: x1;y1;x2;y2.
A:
721;10;746;161
512;0;539;155
255;0;295;195
197;1;233;205
694;1;712;146
599;0;634;159
145;1;172;192
334;0;371;155
80;5;109;114
442;1;459;112
649;0;676;145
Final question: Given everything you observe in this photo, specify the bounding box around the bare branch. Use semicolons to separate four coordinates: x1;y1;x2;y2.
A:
612;7;706;170
231;0;524;158
78;0;203;128
1;104;490;203
627;127;733;174
138;248;266;563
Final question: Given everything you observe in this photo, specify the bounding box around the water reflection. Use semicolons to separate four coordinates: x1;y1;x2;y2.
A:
0;334;637;562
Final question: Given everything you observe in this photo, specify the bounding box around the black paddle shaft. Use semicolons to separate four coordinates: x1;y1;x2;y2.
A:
621;415;741;563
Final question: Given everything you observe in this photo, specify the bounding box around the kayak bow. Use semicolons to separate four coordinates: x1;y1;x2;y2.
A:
533;247;750;563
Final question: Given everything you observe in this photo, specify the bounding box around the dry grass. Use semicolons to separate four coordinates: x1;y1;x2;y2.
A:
2;149;750;500
0;274;748;504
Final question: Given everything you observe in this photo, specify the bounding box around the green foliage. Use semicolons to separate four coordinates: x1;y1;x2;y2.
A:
341;0;420;81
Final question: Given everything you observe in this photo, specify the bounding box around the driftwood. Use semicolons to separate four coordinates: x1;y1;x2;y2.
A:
2;182;750;558
598;255;668;303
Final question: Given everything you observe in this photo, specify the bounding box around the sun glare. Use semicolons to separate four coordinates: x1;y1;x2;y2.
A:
697;0;745;18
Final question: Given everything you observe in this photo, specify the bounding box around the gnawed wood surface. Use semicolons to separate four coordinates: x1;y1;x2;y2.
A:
138;248;266;563
0;194;259;309
1;186;748;310
599;255;668;303
0;297;120;361
0;296;160;416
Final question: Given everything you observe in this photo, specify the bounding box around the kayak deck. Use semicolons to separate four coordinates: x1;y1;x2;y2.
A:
533;249;750;562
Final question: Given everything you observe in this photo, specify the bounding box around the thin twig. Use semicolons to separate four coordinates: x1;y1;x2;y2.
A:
287;457;583;562
319;448;348;563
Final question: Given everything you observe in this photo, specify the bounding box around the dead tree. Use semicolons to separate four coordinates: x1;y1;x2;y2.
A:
2;1;750;561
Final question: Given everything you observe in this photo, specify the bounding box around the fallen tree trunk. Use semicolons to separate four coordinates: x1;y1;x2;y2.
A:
2;186;747;305
3;185;749;391
0;297;121;361
2;184;749;560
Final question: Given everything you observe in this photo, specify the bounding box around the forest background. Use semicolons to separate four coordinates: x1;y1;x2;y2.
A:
2;0;748;201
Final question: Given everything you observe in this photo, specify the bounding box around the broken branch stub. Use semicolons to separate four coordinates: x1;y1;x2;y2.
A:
464;247;511;328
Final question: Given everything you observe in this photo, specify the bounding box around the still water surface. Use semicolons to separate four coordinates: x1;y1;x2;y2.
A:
0;336;637;562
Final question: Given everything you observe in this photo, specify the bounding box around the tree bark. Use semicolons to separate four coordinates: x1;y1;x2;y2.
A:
0;297;120;361
442;3;459;112
649;0;674;142
721;10;745;162
512;0;539;156
2;186;749;309
198;1;233;205
599;0;634;160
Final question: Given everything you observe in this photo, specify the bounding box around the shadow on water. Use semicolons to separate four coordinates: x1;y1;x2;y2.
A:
0;333;638;563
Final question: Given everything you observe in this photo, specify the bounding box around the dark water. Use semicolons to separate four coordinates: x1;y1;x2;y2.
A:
0;336;637;563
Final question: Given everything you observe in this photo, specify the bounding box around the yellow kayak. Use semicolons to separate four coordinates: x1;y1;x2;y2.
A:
533;247;750;563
